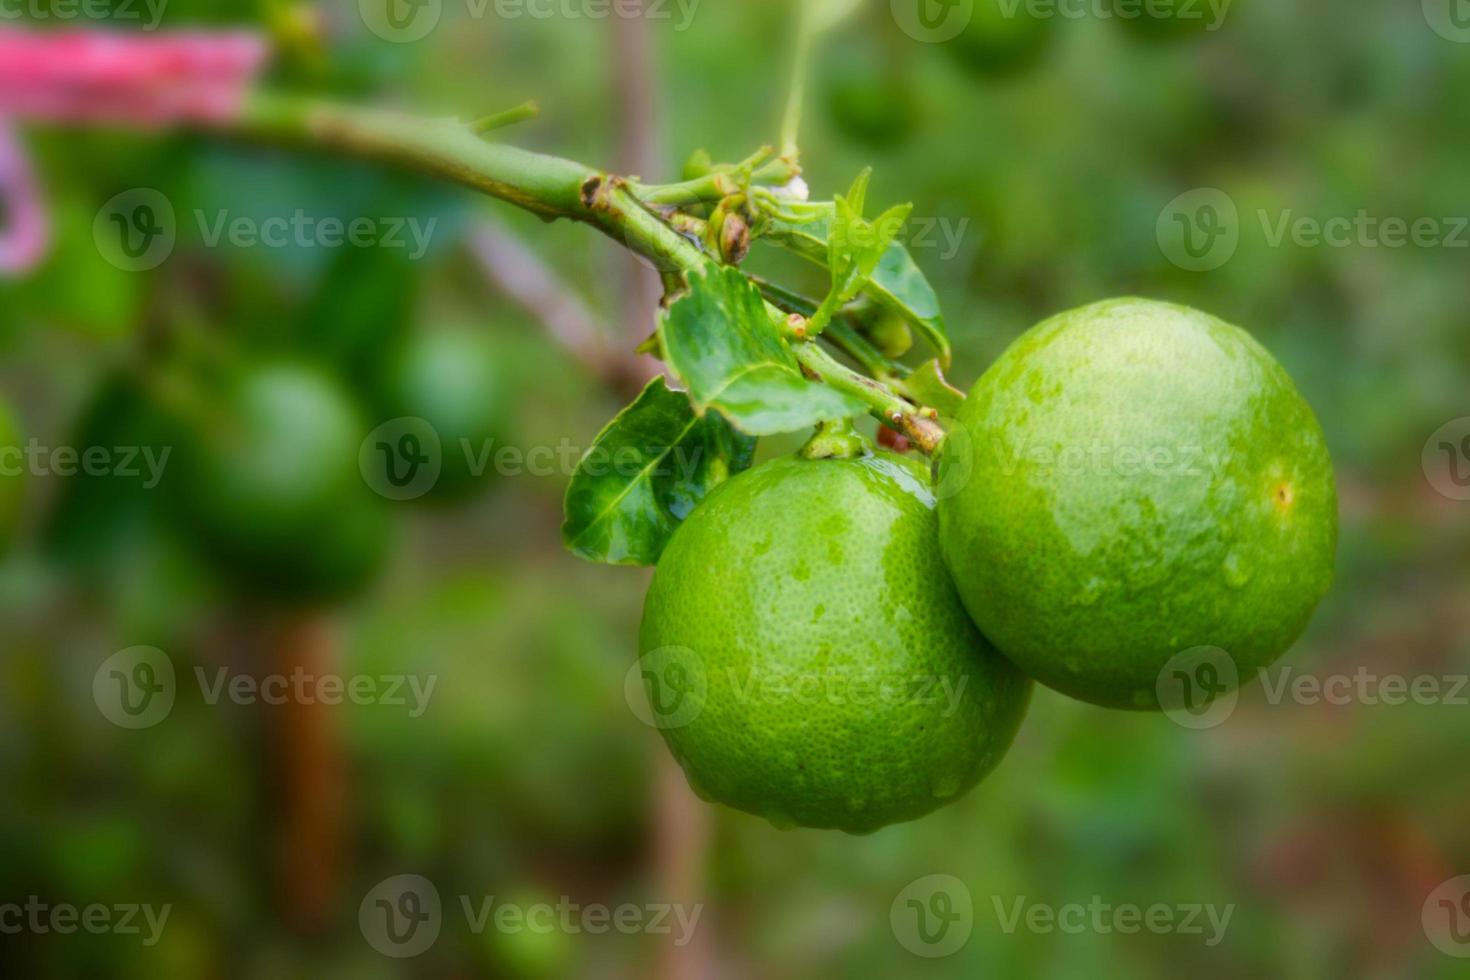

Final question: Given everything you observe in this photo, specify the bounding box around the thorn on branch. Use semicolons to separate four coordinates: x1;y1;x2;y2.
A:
470;100;540;135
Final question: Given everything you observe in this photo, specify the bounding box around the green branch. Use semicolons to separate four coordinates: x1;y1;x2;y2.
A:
230;91;944;452
238;93;706;273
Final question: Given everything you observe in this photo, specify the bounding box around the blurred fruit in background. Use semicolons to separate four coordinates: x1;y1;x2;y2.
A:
372;323;514;501
943;0;1056;80
167;360;390;604
822;39;918;149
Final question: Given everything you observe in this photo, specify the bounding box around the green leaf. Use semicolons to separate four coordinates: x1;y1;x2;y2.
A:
658;266;868;435
898;359;967;418
830;198;914;305
760;203;952;367
562;377;755;566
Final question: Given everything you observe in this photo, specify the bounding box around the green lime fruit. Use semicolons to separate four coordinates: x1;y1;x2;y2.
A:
378;325;511;499
1114;0;1223;41
172;362;390;603
945;0;1055;80
0;397;23;551
937;298;1337;710
639;451;1031;834
823;54;919;149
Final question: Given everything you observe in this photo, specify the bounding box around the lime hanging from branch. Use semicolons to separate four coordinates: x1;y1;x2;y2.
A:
639;451;1031;833
936;298;1337;710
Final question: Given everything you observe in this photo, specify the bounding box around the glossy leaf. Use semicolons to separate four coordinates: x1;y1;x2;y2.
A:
761;202;951;367
830;189;913;305
658;265;867;435
562;376;755;566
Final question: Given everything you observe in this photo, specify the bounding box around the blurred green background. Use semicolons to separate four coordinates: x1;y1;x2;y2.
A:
1;0;1468;976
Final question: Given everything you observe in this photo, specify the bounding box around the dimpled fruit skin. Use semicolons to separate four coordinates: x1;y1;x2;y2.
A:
639;452;1031;834
937;298;1338;709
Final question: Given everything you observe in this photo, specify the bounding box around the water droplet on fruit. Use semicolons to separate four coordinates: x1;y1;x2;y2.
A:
811;604;826;622
1222;549;1253;589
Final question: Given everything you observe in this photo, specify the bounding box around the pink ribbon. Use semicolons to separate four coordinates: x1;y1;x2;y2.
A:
0;27;271;275
0;27;271;127
0;122;48;275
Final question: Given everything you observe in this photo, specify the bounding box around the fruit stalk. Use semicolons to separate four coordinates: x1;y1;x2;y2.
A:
792;341;943;454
